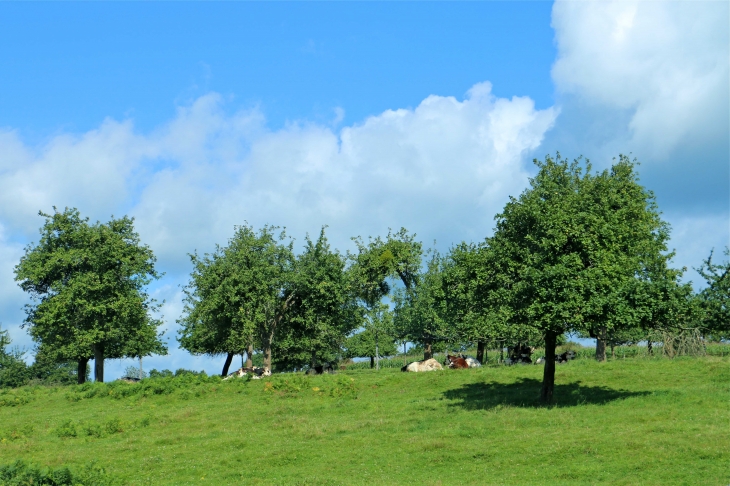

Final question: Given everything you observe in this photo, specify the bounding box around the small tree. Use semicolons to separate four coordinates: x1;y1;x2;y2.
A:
343;328;398;369
14;208;166;383
697;248;730;341
393;251;450;359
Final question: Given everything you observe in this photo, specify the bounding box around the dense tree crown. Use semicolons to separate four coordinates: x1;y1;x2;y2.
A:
14;208;166;383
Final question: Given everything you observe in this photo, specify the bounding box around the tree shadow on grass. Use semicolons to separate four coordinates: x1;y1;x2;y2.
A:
443;378;650;409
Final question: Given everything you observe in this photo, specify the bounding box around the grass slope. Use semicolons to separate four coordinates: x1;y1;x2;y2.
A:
0;357;728;485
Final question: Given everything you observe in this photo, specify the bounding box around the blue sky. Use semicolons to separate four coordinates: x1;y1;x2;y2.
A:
0;1;727;378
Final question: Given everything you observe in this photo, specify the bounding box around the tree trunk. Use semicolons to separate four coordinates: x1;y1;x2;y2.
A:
221;352;234;377
245;344;253;368
540;331;558;404
139;356;144;380
476;340;485;364
424;339;433;360
647;339;653;355
611;342;615;359
500;343;504;363
403;342;407;366
77;358;88;384
370;356;374;368
93;343;104;382
375;331;380;370
595;326;607;362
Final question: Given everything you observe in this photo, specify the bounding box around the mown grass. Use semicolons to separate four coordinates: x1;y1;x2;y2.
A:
0;356;728;485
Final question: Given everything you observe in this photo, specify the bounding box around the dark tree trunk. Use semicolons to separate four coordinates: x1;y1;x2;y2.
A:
403;342;407;366
77;358;88;384
647;339;653;355
424;340;433;360
500;342;504;363
595;326;607;362
221;352;234;377
370;356;375;369
245;344;253;368
93;343;104;382
476;340;485;364
540;331;558;404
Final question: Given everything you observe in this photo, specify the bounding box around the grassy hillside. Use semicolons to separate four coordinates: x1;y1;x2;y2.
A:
0;356;728;485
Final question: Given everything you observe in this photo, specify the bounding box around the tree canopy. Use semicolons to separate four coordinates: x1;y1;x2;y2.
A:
14;208;166;383
489;154;675;402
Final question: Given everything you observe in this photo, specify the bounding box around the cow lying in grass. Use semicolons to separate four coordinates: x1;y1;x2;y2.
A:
306;364;334;375
224;366;271;380
401;358;443;372
504;344;536;365
445;354;469;369
535;350;577;364
443;354;482;368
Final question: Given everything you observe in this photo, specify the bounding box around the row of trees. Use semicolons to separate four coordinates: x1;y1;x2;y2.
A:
7;154;729;402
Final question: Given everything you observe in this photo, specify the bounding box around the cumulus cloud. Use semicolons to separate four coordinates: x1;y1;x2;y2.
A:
0;82;557;375
551;0;729;160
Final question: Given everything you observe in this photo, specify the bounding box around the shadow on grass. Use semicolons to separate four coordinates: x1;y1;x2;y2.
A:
443;378;650;409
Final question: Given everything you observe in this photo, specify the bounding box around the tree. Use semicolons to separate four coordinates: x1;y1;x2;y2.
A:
351;228;426;356
697;248;730;340
0;325;31;388
14;208;166;383
343;328;398;369
178;224;294;374
490;154;672;403
393;251;450;359
273;228;359;371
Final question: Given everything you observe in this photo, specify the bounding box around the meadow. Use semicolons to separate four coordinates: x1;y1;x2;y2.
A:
0;352;728;485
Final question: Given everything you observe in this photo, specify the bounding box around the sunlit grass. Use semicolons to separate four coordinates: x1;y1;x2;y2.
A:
1;356;728;485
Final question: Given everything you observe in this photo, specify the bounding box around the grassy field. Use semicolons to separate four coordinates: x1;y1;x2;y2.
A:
0;355;728;485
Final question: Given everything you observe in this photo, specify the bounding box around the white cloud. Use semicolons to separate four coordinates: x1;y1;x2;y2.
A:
665;211;730;288
551;0;729;160
0;82;557;373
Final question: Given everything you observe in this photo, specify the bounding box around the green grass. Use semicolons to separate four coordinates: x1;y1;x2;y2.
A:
0;356;728;485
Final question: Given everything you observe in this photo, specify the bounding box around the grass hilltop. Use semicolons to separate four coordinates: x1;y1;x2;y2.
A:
1;354;728;485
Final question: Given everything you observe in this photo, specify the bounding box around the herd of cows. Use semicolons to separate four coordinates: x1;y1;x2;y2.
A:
216;347;579;379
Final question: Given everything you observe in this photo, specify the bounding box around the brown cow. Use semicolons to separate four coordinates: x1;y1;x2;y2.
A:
446;354;469;369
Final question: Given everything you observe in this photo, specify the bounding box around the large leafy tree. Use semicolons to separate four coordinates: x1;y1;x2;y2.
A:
273;228;360;371
14;208;166;383
179;224;294;374
490;155;671;403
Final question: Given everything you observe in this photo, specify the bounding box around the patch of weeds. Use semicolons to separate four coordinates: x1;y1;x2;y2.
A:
104;418;123;435
0;460;118;485
0;389;34;407
326;376;358;399
55;418;124;440
54;420;78;439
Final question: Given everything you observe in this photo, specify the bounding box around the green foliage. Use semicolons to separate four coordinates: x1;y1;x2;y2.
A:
274;227;359;370
178;223;294;371
13;208;166;381
343;328;398;361
697;248;730;340
0;460;116;486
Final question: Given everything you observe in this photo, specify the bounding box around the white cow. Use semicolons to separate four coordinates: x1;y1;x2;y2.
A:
401;358;444;372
